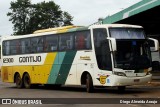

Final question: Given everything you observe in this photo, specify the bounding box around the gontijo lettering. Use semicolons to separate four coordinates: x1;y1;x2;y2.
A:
19;56;41;63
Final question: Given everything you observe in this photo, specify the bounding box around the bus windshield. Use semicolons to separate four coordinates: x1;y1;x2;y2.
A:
113;40;152;70
109;28;145;39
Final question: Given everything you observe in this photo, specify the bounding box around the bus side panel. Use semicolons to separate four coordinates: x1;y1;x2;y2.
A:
74;51;95;85
1;66;13;83
55;51;77;85
47;51;77;85
2;66;32;83
65;65;77;85
46;52;59;84
57;51;77;85
47;52;65;84
74;51;113;87
32;52;57;84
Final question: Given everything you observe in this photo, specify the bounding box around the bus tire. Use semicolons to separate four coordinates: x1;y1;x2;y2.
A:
23;73;31;89
15;73;23;88
118;86;126;93
86;74;94;93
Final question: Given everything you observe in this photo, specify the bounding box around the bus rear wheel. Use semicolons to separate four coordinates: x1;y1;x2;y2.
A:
15;73;23;88
23;73;31;89
86;74;94;93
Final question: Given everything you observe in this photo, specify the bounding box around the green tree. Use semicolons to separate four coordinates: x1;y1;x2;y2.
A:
7;0;73;35
62;11;73;26
7;0;31;35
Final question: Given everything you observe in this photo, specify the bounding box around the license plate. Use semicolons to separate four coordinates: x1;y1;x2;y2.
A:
134;79;140;82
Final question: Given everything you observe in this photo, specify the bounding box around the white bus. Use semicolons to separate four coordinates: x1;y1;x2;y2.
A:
1;24;159;92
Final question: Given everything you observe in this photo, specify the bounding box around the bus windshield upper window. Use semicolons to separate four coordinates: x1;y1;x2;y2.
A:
109;28;145;39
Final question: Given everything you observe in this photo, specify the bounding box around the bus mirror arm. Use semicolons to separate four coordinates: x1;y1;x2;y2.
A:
148;38;159;52
107;37;117;51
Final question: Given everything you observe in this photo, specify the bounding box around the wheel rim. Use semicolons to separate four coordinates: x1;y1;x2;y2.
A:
24;75;30;86
24;74;31;88
86;76;90;92
16;75;21;86
86;74;93;93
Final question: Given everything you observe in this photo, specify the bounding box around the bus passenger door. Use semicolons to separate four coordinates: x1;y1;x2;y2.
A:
93;28;112;71
93;28;113;85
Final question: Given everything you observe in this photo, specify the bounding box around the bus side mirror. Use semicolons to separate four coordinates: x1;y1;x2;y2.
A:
148;38;159;52
107;37;117;51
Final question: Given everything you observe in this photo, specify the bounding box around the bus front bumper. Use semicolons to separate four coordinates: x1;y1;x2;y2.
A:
111;74;152;86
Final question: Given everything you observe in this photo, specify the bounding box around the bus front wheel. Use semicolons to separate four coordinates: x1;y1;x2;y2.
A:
118;86;126;93
86;74;94;93
15;73;23;88
23;73;31;89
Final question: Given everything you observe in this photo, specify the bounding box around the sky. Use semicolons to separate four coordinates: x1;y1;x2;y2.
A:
0;0;141;36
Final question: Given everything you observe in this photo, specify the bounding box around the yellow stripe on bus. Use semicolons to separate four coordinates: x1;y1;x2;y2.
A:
40;52;57;83
32;52;57;84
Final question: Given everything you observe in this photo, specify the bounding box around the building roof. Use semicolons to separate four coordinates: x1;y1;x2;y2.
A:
103;0;160;24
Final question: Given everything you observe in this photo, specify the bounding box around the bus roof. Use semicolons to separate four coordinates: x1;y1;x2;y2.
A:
89;24;143;29
1;24;143;41
33;24;142;34
33;25;82;34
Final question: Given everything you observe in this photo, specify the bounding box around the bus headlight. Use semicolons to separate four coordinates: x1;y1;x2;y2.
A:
146;71;151;75
114;72;126;76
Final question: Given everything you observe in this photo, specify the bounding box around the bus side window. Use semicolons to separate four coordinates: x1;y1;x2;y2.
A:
10;40;21;55
3;41;10;55
75;31;91;50
10;40;15;54
76;34;85;49
16;40;21;54
30;37;44;53
86;32;92;49
45;35;58;52
31;38;38;53
59;34;74;51
21;38;30;54
2;41;6;55
37;37;44;52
